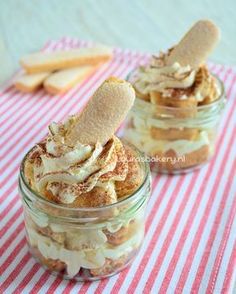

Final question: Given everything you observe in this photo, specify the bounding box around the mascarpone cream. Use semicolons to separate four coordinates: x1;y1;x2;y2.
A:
26;115;127;204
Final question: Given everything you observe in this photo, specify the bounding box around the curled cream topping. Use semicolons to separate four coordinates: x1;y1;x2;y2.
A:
134;54;196;95
27;116;128;204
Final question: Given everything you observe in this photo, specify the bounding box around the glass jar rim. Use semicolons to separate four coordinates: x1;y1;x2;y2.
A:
19;140;151;214
127;69;225;112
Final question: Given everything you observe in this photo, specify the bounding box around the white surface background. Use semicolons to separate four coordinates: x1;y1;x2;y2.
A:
0;0;236;75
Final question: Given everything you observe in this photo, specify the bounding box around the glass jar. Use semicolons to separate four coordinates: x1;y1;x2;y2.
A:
123;72;226;174
19;143;151;281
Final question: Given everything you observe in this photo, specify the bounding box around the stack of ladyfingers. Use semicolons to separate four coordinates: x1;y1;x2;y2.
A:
14;45;113;95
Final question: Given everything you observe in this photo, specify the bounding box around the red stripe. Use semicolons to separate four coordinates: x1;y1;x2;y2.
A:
221;241;236;293
29;271;51;294
46;276;63;294
62;280;78;294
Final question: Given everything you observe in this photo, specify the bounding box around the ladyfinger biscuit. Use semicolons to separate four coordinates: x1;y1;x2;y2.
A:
32;247;66;272
150;127;199;141
14;72;51;92
150;91;197;118
166;20;220;68
154;145;210;171
66;77;135;146
44;65;97;95
104;220;138;245
21;46;113;74
90;255;127;277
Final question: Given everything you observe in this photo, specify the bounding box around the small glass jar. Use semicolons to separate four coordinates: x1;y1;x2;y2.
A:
19;143;151;281
123;72;226;174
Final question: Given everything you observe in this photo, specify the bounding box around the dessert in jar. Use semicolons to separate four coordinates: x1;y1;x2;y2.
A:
19;77;151;280
123;20;226;173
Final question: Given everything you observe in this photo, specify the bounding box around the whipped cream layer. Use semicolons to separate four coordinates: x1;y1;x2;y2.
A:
133;52;220;102
129;102;219;130
26;115;128;204
28;227;143;277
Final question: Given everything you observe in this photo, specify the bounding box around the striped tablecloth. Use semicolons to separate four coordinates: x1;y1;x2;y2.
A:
0;37;236;294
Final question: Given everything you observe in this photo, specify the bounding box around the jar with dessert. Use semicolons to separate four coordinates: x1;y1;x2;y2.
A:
123;20;226;173
19;78;151;280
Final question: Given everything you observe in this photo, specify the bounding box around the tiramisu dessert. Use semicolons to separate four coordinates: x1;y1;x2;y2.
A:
123;20;225;173
19;78;151;280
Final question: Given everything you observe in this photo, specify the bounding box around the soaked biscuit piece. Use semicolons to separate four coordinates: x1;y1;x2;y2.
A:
153;145;210;171
150;127;199;141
